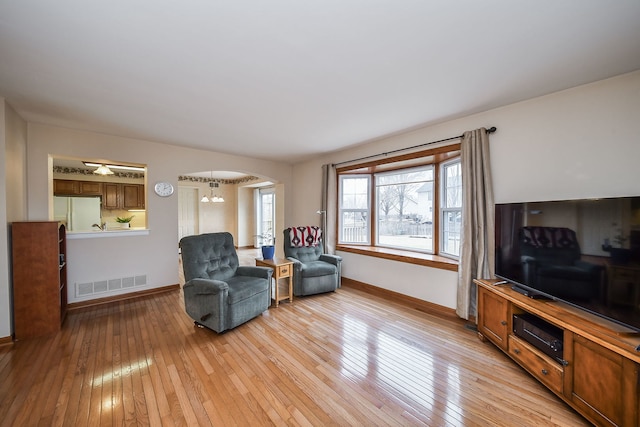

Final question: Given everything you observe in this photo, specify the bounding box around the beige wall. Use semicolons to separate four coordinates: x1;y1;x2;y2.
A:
0;99;8;338
1;100;28;338
291;70;640;310
191;180;236;235
26;123;293;306
1;70;639;338
176;180;276;250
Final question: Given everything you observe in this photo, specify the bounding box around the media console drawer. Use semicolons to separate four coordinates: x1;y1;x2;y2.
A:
508;334;564;395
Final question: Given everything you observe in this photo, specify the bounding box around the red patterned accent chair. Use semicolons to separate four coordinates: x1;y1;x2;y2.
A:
283;227;342;296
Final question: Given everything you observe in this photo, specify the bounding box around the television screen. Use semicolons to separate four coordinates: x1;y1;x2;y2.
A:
495;197;640;332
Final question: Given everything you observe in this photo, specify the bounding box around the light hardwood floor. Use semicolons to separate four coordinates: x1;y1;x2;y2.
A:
0;249;589;426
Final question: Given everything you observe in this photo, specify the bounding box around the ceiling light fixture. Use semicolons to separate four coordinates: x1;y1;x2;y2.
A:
93;164;114;175
201;172;225;203
84;162;146;172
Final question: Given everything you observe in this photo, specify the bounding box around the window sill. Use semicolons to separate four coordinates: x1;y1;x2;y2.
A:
336;245;459;272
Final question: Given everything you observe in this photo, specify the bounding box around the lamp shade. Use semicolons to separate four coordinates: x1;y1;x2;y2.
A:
93;164;114;175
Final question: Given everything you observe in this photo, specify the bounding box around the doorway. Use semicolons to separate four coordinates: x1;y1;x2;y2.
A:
257;187;275;245
178;187;199;241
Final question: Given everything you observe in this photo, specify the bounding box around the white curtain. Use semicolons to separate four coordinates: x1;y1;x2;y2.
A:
456;128;495;320
321;163;338;254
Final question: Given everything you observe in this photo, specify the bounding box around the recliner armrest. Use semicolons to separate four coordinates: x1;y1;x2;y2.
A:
184;278;228;295
286;256;303;266
319;254;342;266
237;266;274;280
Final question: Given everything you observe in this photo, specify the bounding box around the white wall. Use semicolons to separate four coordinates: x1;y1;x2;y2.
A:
291;71;640;310
26;123;293;305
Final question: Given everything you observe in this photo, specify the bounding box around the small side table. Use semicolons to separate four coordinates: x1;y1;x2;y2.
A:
255;257;294;307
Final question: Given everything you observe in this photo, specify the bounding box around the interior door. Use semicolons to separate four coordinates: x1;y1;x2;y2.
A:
178;187;199;241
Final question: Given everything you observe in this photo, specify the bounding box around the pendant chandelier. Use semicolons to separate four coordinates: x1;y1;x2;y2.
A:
93;164;114;175
201;172;224;203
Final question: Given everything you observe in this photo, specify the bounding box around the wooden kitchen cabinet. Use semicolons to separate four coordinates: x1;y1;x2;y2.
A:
54;179;103;196
11;221;67;340
102;182;120;209
102;183;144;209
54;179;144;209
122;184;145;209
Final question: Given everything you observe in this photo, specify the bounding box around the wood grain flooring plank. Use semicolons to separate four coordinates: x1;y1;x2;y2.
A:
0;252;590;427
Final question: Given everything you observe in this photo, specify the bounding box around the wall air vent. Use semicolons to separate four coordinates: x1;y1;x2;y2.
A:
75;274;148;298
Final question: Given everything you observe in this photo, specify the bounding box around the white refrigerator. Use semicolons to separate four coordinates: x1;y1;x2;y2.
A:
54;196;102;231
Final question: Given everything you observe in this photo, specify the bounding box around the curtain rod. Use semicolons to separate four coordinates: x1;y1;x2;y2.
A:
334;126;497;167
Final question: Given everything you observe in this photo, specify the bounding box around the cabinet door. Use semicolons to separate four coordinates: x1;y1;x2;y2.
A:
567;334;639;427
12;222;63;339
103;183;120;209
138;184;145;209
54;179;78;195
477;286;509;351
78;181;103;196
58;224;67;323
122;184;143;209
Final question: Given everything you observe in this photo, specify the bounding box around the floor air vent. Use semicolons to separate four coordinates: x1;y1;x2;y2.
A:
75;274;147;298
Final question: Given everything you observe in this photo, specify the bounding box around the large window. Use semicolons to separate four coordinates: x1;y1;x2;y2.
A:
375;166;433;252
337;146;462;258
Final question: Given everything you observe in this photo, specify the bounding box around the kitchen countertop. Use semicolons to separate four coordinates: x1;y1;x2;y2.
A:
66;227;150;239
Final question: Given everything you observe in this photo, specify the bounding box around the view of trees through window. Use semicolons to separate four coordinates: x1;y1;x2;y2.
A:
376;166;433;251
338;149;462;258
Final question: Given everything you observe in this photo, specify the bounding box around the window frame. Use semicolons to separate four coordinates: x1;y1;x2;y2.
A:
336;143;461;261
439;158;462;259
338;174;372;245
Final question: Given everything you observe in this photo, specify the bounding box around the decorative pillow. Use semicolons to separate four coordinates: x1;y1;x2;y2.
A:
290;226;322;247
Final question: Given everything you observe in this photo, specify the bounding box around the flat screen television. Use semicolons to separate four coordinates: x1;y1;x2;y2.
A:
495;197;640;333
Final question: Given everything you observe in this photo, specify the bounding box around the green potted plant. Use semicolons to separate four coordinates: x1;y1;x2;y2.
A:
116;215;134;229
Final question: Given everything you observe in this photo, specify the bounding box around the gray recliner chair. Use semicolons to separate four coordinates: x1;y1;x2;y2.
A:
283;227;342;296
180;232;272;333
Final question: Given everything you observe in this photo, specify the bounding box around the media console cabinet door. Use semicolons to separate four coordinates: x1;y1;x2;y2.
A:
568;335;639;427
477;286;509;351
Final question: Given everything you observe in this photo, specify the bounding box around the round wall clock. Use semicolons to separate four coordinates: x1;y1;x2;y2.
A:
154;181;174;197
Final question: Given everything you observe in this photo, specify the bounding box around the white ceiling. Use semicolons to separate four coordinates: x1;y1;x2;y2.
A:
1;1;640;164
